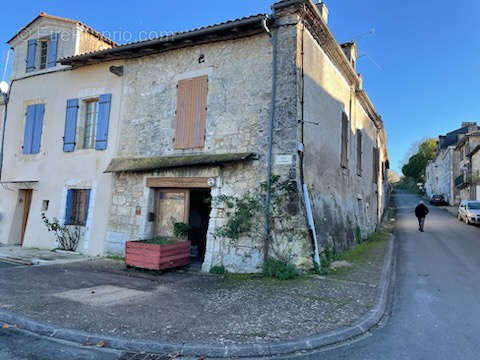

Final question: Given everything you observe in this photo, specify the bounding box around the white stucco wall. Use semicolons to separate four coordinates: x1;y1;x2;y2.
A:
0;61;124;255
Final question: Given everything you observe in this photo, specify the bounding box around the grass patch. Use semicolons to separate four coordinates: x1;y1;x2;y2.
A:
263;257;298;280
209;265;227;275
341;230;389;266
105;255;125;261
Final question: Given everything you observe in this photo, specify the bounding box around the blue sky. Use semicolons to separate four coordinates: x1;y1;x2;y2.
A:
1;0;479;173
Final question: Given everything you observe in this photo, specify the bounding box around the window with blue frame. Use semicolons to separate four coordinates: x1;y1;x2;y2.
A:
23;103;45;154
65;189;91;226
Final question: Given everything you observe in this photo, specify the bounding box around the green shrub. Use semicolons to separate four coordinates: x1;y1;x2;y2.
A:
143;236;176;245
173;222;190;238
263;257;298;280
209;265;227;274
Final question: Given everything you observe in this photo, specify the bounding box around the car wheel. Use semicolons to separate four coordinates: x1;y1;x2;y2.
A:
458;214;462;221
465;217;470;225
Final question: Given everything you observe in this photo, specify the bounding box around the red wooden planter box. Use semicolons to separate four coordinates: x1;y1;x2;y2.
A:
125;240;191;271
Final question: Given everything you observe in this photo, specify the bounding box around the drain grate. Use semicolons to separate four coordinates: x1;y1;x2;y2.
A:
118;353;171;360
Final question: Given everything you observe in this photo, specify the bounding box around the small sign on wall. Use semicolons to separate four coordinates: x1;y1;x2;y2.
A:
275;155;293;166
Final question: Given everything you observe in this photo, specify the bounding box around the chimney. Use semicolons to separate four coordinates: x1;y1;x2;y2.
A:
316;2;329;24
341;42;358;70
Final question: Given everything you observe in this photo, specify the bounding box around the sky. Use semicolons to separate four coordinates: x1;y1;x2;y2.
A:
1;0;479;173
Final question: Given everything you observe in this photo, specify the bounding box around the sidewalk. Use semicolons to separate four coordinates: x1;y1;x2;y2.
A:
439;205;458;217
0;245;89;265
0;234;394;358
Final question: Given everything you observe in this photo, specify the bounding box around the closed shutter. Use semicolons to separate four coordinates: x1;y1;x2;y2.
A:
372;147;379;183
23;105;36;154
83;189;91;225
26;39;37;73
341;112;348;168
65;189;74;225
356;130;362;175
174;76;208;149
31;103;44;154
95;94;112;150
47;33;59;68
63;99;79;152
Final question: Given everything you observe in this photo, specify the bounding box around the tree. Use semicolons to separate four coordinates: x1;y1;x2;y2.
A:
387;169;400;184
401;138;436;184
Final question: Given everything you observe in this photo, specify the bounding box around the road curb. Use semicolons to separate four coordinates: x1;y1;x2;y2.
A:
0;236;396;358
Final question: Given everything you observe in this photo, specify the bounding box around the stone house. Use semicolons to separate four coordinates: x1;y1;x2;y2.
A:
0;13;123;254
468;145;480;201
455;132;480;201
0;0;389;273
426;122;478;205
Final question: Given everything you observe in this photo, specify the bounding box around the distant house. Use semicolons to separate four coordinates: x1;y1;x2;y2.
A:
0;0;389;273
455;132;480;201
426;122;478;205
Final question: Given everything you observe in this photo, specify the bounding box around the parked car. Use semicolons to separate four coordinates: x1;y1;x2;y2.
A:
457;200;480;225
430;194;447;206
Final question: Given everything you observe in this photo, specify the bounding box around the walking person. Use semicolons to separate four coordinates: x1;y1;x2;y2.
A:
415;201;429;232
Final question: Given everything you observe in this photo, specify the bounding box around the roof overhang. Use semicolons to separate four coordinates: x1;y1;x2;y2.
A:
60;15;270;68
105;152;258;173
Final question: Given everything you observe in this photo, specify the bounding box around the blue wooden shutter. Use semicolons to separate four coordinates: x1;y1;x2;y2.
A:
23;105;36;154
31;104;45;154
63;99;79;152
83;189;91;225
65;189;74;225
26;39;37;73
47;33;59;68
95;94;112;150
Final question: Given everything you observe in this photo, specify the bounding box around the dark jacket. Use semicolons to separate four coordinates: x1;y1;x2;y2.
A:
415;203;429;218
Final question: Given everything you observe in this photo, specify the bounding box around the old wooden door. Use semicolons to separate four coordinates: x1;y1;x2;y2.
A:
20;189;33;245
154;189;190;238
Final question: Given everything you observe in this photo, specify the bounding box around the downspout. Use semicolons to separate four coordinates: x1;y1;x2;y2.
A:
298;21;320;267
263;18;278;263
0;80;12;181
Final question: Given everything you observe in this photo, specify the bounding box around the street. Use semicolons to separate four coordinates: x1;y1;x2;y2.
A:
285;190;480;359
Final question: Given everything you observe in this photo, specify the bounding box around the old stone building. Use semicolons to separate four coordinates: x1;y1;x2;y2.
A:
455;132;480;201
1;0;389;273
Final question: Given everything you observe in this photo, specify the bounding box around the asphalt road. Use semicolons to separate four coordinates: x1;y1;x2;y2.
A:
283;190;480;360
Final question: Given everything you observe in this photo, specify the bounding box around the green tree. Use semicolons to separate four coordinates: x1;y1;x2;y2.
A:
401;138;436;184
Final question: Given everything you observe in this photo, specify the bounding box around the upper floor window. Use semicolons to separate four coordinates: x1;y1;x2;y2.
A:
25;33;58;73
341;111;349;168
39;40;49;69
23;103;45;154
83;99;98;149
174;76;208;150
63;94;112;152
356;129;362;176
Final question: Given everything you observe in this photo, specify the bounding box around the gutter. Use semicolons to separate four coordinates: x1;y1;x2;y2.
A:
263;19;278;263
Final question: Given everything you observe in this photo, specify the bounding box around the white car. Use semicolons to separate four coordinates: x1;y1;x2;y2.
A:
457;200;480;225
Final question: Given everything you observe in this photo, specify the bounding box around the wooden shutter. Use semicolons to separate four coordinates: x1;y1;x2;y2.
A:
26;39;37;73
95;94;112;150
174;76;208;149
31;104;44;154
341;112;348;168
356;130;362;175
372;147;379;183
47;33;59;68
65;189;74;225
23;105;36;154
63;99;79;152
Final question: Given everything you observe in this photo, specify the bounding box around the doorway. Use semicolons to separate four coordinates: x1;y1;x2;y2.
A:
188;190;211;262
20;189;33;245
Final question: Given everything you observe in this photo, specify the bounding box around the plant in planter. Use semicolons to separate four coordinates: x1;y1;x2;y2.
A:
125;222;191;271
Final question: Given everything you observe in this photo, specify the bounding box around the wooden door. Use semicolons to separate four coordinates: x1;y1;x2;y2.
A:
20;189;33;245
154;189;190;238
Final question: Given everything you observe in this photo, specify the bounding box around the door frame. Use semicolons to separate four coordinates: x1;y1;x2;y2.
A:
20;189;33;245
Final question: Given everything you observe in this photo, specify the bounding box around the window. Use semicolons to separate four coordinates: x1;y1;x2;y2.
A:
341;112;349;168
83;99;98;149
39;40;48;69
356;130;362;176
372;147;379;183
65;189;91;226
174;76;208;149
23;103;45;154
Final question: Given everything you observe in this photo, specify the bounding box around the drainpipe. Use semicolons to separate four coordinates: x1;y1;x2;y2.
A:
0;82;11;181
263;21;278;263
